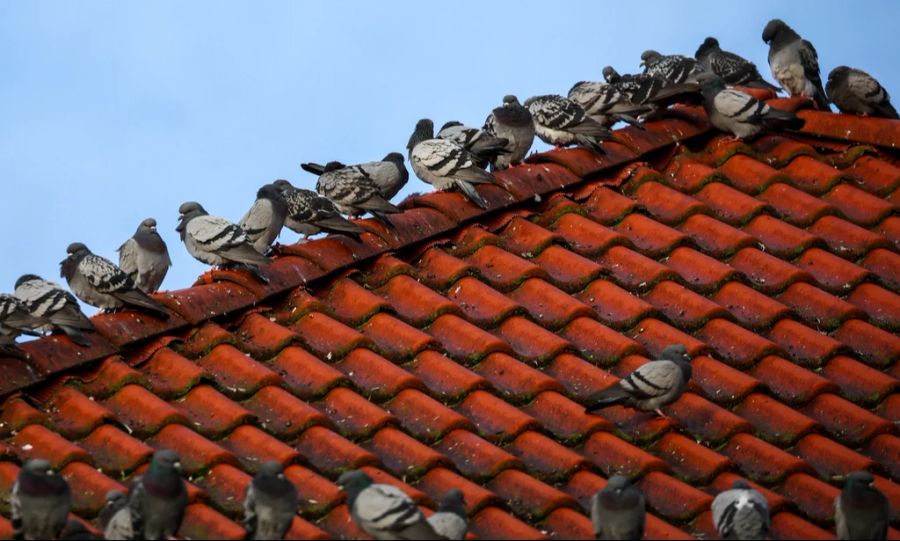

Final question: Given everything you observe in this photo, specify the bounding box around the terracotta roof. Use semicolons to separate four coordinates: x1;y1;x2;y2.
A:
1;92;899;539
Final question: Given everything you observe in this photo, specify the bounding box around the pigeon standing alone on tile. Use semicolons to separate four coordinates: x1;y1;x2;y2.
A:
640;50;706;84
426;489;467;540
762;19;830;110
100;490;134;541
176;201;272;283
697;73;805;140
316;162;403;221
826;66;898;119
711;480;770;540
10;459;71;540
590;475;645;540
59;243;170;319
243;461;299;540
14;274;94;347
695;37;779;91
585;344;692;416
128;450;188;541
483;95;535;170
337;470;444;540
117;218;172;293
834;471;890;540
407;118;496;210
238;183;289;255
273;179;364;241
437;121;510;169
524;94;613;154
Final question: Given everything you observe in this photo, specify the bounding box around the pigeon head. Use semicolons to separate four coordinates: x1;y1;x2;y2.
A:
136;218;158;236
14;274;42;289
438;489;467;519
258;461;285;478
502;95;520;106
695;37;720;59
762;19;789;44
176;202;207;235
605;474;632;493
105;490;127;505
845;470;875;489
22;458;54;475
257;183;285;202
407;118;435;151
336;470;373;504
382;152;405;165
639;50;661;67
150;449;182;473
439;121;463;132
696;72;727;96
272;179;295;195
827;66;852;86
322;161;345;173
732;479;752;490
602;66;620;83
65;243;90;257
660;343;691;363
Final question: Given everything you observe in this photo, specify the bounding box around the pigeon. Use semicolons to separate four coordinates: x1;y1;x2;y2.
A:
238;184;289;254
243;461;299;540
301;160;347;176
117;218;172;293
315;162;403;220
438;121;509;169
14;274;94;347
601;66;702;115
128;450;188;541
640;50;706;84
407;118;496;210
834;471;890;540
695;37;779;92
59;243;170;319
273;179;364;241
10;459;71;540
303;154;409;201
590;475;645;540
585;344;692;416
523;95;612;154
482;94;535;170
711;480;770;540
100;490;134;541
59;521;102;540
0;293;45;357
826;66;898;119
762;19;830;110
426;489;467;540
697;73;805;139
176;201;271;283
337;470;443;540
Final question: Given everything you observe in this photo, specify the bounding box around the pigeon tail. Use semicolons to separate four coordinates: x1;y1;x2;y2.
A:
585;386;631;412
812;88;831;111
58;326;91;347
762;108;805;131
112;290;170;320
454;180;489;209
575;134;607;155
744;79;781;92
314;217;364;241
875;100;899;120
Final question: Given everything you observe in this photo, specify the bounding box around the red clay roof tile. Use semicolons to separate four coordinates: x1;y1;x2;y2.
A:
334;348;423;400
633;181;709;225
846;282;900;330
575;279;656;330
718;153;788;194
293;425;378;476
834;318;900;367
562;316;645;365
645;280;730;329
580;185;638;224
405;350;487;402
810;214;891;259
733;392;818;446
531;244;605;291
758;182;837;226
802;393;894;446
435;428;521;481
679;213;757;258
78;425;153;474
712;281;791;330
778;282;866;329
375;273;461;326
690;355;761;405
522;390;612;444
820;355;899;406
474;352;564;402
176;384;255;438
823;182;896;226
664;246;739;291
662;156;723;193
61;460;125;515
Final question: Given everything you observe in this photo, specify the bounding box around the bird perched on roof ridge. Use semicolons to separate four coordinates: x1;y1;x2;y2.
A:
14;274;94;347
301;160;347;176
834;470;890;540
524;94;613;154
128;450;187;541
0;293;45;357
585;343;692;416
695;37;779;92
437;121;510;169
304;154;408;201
239;183;289;255
176;201;271;283
11;458;71;540
407;118;495;210
273;179;364;241
426;489;467;540
697;73;804;140
337;470;444;540
316;162;403;221
826;66;898;119
483;94;535;170
711;479;770;540
117;217;172;293
762;19;830;110
243;461;298;540
590;475;645;540
640;50;706;84
60;243;170;319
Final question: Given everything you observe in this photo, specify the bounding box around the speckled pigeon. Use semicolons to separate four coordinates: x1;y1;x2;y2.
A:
585;344;692;416
827;66;898;119
273;179;363;241
315;162;402;220
128;450;187;541
14;274;94;347
59;243;170;319
711;480;770;540
100;490;134;541
0;293;45;358
304;154;408;201
695;37;779;91
590;475;645;540
762;19;830;110
426;489;467;540
640;50;706;84
524;94;612;154
11;459;71;540
482;95;535;170
438;121;509;169
601;66;701;116
407;118;495;209
337;470;444;540
238;184;289;254
117;218;171;293
243;461;298;540
697;73;804;139
835;471;890;540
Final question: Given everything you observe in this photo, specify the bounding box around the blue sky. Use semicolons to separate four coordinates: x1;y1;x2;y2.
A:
1;1;897;305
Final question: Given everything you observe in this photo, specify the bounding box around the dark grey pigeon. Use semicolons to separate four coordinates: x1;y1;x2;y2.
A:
0;293;44;358
304;154;408;201
438;121;509;169
585;344;692;416
243;461;298;540
827;66;898;119
316;162;403;221
698;73;804;139
426;489;467;540
640;50;706;84
762;19;830;110
523;94;612;154
300;160;347;176
273;179;363;241
482;95;535;170
14;274;94;347
128;450;187;541
239;184;289;255
11;459;71;540
337;470;444;540
117;218;172;293
59;243;170;320
100;490;134;541
176;201;271;283
590;475;645;540
711;480;770;540
835;471;890;540
695;37;779;91
407;118;495;210
59;520;102;540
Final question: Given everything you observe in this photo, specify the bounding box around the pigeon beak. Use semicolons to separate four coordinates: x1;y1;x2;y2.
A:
639;60;646;68
174;461;183;473
175;218;185;233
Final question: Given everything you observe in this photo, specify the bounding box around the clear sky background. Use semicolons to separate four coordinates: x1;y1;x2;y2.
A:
1;1;897;307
